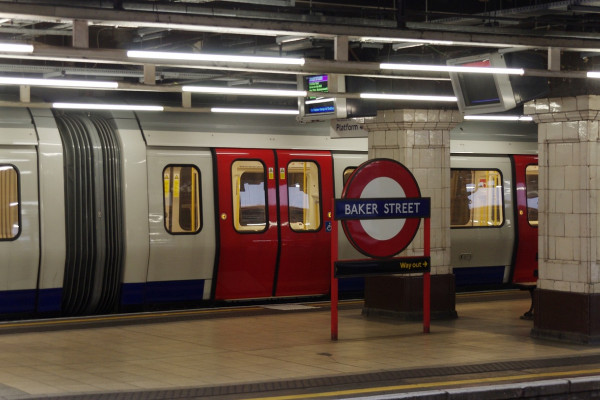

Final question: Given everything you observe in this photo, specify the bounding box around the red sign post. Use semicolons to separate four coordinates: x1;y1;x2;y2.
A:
331;159;431;340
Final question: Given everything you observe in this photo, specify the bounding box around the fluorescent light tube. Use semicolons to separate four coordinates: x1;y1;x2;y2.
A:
360;93;457;102
380;63;524;75
464;115;533;121
53;103;164;111
587;71;600;78
128;50;305;66
0;77;118;89
361;37;454;46
211;107;299;115
0;43;33;53
182;86;307;97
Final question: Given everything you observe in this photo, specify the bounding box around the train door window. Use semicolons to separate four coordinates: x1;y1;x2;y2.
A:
287;161;321;232
163;165;201;234
0;165;19;240
450;169;504;227
526;165;539;226
343;167;356;186
232;160;267;232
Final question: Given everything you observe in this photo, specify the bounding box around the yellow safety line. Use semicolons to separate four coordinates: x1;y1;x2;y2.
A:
245;368;600;400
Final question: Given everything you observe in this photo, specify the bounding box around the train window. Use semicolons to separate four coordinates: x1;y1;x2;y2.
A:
526;165;539;226
0;165;20;240
232;160;267;232
163;165;201;234
343;167;356;187
451;169;504;227
287;161;321;232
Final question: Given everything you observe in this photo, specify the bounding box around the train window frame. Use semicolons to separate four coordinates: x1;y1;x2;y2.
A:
342;167;356;188
525;164;539;227
450;167;506;229
231;159;269;233
0;164;21;241
286;160;323;233
162;164;202;235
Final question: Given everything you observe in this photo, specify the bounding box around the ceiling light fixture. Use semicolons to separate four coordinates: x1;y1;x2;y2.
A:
360;37;455;46
211;107;299;115
182;86;307;97
0;43;33;53
0;77;118;89
360;93;457;102
464;115;533;121
52;103;164;111
380;63;525;75
128;50;305;66
587;71;600;78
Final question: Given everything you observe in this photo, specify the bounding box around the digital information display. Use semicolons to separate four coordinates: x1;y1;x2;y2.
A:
304;75;335;115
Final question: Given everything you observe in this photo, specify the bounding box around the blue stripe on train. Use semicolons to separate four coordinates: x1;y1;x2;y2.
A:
0;289;36;313
453;266;505;287
121;280;206;306
37;288;62;312
0;288;61;314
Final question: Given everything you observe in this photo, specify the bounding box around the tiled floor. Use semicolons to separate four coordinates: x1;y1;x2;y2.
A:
0;291;600;399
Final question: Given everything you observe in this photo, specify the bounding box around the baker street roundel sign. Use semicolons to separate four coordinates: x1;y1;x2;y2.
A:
341;158;422;259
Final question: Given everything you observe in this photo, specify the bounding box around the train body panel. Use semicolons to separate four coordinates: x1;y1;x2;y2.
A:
0;108;41;314
0;146;39;292
32;108;66;312
113;116;152;306
450;155;516;286
146;148;215;302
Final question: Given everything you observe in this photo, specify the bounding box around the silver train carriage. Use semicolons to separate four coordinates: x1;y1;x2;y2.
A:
0;107;537;317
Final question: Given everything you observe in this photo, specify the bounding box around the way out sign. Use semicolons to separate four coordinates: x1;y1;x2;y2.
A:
338;158;430;259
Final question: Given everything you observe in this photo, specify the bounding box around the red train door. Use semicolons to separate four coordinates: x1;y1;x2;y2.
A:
512;155;539;283
214;149;278;299
214;148;333;300
275;150;333;296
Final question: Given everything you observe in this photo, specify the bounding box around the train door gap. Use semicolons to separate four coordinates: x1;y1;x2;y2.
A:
271;149;282;297
209;149;221;301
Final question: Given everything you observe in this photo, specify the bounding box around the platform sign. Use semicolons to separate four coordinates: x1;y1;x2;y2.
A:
335;256;430;278
330;158;431;340
337;158;428;259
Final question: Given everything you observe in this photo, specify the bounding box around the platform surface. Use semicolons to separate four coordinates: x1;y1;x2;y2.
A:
1;291;600;399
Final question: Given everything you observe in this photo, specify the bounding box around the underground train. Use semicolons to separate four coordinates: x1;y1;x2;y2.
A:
0;107;538;318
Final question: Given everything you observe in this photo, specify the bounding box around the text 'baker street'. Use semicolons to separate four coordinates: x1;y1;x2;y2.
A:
344;201;421;216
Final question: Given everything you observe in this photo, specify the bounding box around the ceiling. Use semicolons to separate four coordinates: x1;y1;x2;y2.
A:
1;0;600;112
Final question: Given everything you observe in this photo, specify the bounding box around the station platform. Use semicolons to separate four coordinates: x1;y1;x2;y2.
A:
1;291;600;400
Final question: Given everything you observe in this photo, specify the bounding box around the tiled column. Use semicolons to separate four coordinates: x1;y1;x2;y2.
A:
526;95;600;343
361;109;461;320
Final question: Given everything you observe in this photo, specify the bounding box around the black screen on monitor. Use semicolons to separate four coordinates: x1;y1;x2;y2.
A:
457;59;501;107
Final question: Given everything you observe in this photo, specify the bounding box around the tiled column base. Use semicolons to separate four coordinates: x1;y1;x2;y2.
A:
532;289;600;344
362;274;457;320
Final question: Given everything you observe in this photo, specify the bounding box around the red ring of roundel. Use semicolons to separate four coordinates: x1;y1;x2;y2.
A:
341;158;422;259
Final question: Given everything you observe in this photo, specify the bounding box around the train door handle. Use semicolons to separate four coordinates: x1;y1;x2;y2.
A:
220;213;227;221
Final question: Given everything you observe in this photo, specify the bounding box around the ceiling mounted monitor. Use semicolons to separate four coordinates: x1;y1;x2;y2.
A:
447;52;516;115
448;51;549;115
